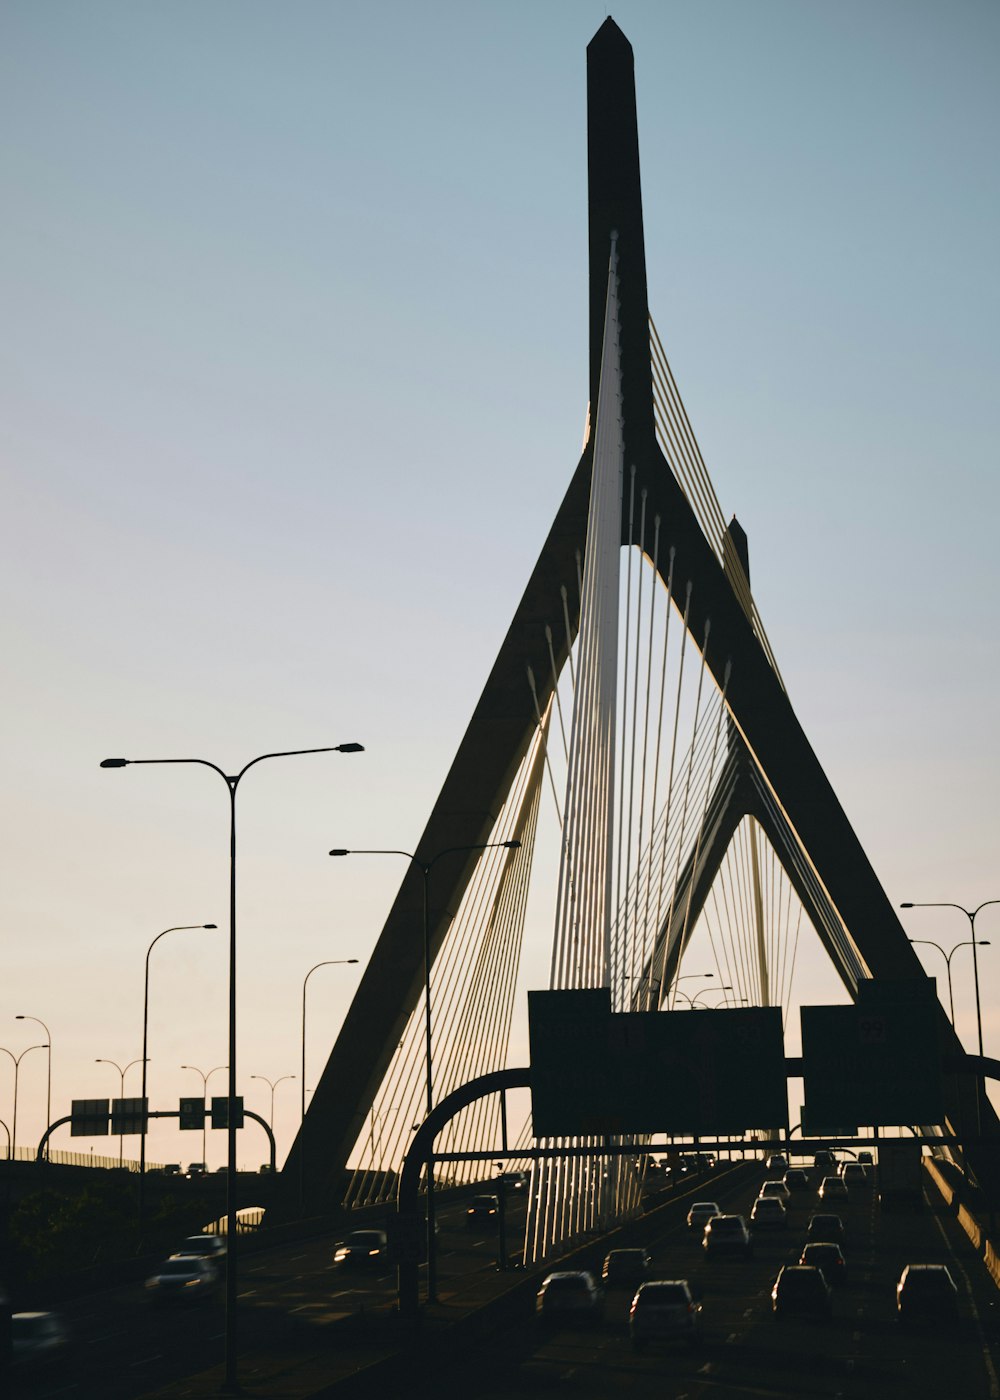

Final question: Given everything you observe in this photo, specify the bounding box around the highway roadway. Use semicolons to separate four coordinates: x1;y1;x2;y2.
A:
8;1187;530;1397
436;1161;1000;1399
10;1163;1000;1398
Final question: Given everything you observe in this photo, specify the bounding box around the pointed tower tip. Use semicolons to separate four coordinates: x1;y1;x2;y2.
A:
588;16;633;57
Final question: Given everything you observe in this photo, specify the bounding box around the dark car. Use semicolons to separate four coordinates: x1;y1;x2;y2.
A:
783;1168;810;1193
805;1213;847;1249
813;1149;837;1169
629;1280;701;1349
536;1271;604;1326
896;1264;959;1324
173;1233;227;1262
703;1214;753;1258
333;1229;389;1268
145;1257;219;1303
602;1247;652;1288
799;1242;848;1287
771;1265;832;1318
465;1194;500;1228
11;1312;71;1371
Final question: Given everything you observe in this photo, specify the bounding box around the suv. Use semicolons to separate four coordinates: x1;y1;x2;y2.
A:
765;1152;788;1172
783;1168;810;1192
896;1264;959;1323
771;1265;832;1318
629;1280;701;1349
703;1214;753;1258
185;1162;207;1180
686;1201;721;1232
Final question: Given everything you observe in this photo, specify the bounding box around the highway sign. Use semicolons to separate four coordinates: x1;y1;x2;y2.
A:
179;1096;206;1130
71;1098;110;1137
211;1095;244;1129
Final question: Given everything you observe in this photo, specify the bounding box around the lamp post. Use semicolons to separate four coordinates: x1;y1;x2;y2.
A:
901;900;997;1136
103;740;363;1394
15;1016;51;1158
95;1058;146;1167
691;986;735;1008
300;959;358;1211
137;925;216;1224
330;837;521;1304
181;1063;228;1166
906;937;989;1029
0;1044;48;1159
250;1074;295;1149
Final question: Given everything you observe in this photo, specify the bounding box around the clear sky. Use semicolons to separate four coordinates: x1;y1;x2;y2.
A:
2;1;998;1168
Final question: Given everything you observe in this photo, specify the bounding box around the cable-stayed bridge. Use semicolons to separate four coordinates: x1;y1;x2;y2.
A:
281;18;998;1259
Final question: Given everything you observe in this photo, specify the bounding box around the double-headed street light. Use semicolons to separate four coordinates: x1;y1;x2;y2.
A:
15;1016;51;1157
906;937;990;1029
250;1073;296;1145
103;741;363;1394
330;838;521;1303
181;1063;228;1167
0;1043;48;1159
95;1057;146;1167
901;899;998;1136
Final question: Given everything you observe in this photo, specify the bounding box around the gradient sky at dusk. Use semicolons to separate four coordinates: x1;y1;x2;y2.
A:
2;1;998;1166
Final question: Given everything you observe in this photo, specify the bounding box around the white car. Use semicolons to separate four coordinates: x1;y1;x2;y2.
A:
686;1200;721;1232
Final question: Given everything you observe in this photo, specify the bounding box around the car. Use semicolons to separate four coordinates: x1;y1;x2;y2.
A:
703;1214;753;1258
333;1229;389;1268
750;1196;788;1229
805;1213;847;1248
771;1265;832;1318
602;1247;653;1288
896;1264;959;1323
173;1233;226;1262
11;1312;71;1371
145;1256;219;1302
686;1200;721;1232
629;1280;701;1349
765;1153;788;1172
185;1161;207;1180
858;1151;874;1165
465;1194;500;1227
500;1171;527;1191
783;1168;810;1192
818;1175;849;1202
839;1162;869;1187
161;1163;182;1177
536;1271;605;1325
813;1149;837;1169
759;1180;791;1201
799;1241;848;1287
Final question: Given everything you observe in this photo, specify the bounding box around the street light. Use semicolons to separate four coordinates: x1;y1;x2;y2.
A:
0;1044;48;1159
300;959;358;1211
901;900;998;1135
906;938;989;1029
330;837;521;1303
15;1016;51;1158
181;1063;228;1167
250;1074;295;1150
95;1058;146;1167
691;986;735;1008
139;925;217;1222
103;740;362;1394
